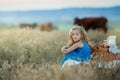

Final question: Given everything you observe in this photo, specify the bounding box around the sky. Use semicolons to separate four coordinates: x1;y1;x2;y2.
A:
0;0;120;11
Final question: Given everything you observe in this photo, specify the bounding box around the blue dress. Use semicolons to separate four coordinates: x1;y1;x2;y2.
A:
61;41;92;66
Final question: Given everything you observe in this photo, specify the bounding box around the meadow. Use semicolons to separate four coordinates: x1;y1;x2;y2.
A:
0;24;120;80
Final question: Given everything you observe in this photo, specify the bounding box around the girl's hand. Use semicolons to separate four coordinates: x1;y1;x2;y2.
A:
61;46;68;54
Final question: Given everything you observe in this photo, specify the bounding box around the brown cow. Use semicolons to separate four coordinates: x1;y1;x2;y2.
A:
74;17;108;33
91;44;120;62
39;22;53;31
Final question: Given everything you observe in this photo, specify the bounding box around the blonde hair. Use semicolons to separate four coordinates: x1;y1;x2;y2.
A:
67;25;89;47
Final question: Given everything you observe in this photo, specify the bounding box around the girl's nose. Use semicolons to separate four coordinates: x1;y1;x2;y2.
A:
74;35;76;37
73;35;76;38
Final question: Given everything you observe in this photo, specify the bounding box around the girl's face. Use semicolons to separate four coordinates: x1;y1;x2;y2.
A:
71;29;82;42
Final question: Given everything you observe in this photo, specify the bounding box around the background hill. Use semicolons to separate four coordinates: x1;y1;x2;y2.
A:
0;6;120;24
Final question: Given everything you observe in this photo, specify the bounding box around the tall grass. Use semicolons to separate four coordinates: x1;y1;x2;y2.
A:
0;29;120;80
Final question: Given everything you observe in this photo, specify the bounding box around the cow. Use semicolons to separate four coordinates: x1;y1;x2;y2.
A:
74;17;108;33
19;23;37;29
91;43;120;68
91;43;120;62
39;22;53;31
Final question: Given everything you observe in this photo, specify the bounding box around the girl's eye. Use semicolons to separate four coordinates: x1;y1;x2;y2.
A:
72;34;75;35
76;34;79;35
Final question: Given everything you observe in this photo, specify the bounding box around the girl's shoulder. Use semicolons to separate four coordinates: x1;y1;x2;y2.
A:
75;41;87;48
77;41;84;47
81;41;89;46
83;41;88;44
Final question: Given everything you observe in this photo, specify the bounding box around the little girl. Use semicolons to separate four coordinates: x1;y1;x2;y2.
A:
61;25;92;67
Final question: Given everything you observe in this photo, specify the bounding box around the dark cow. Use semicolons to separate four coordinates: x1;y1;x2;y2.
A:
74;17;108;33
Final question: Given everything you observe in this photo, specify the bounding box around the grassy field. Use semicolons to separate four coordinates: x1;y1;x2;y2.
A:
0;28;120;80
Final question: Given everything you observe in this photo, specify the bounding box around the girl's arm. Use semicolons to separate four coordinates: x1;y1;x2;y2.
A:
62;42;83;54
61;46;68;54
